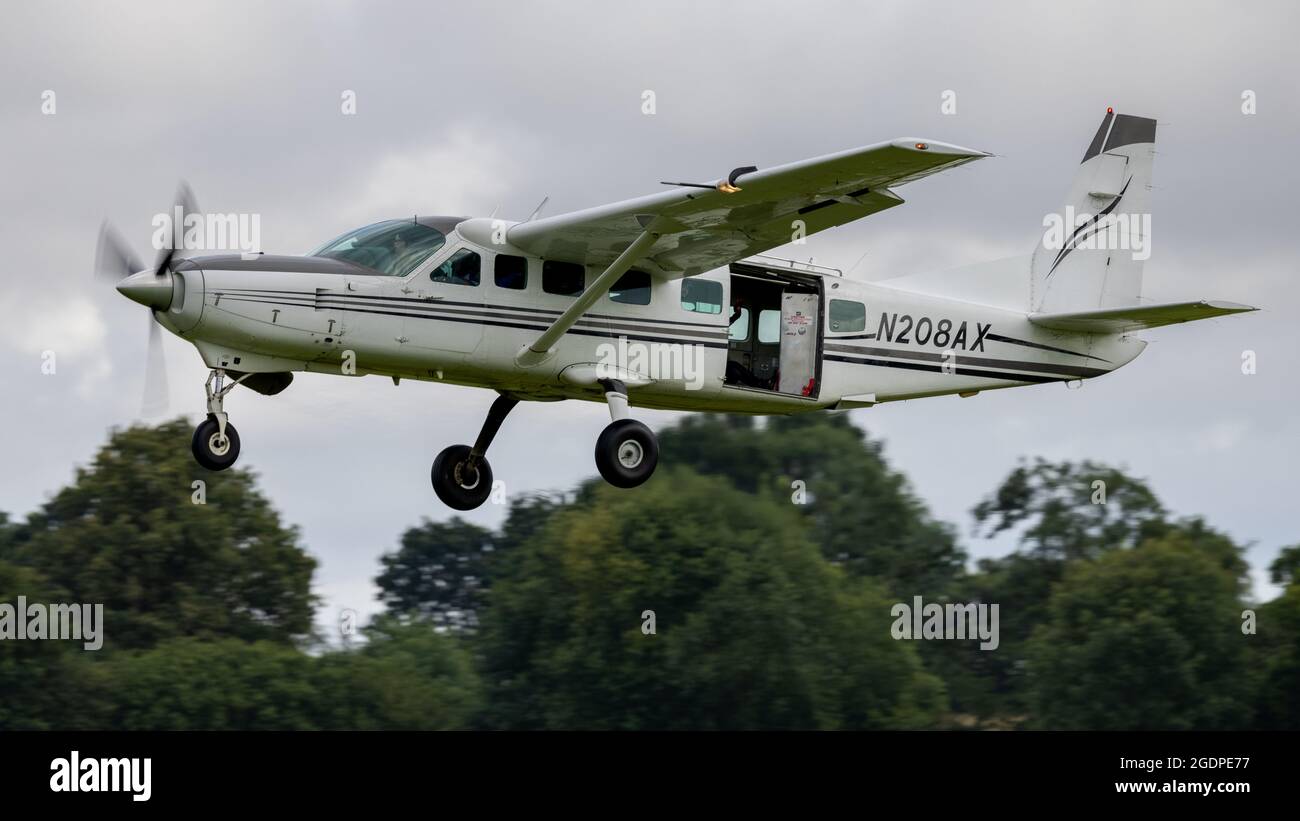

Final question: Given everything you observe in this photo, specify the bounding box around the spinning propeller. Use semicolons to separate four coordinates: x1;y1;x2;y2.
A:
95;182;199;417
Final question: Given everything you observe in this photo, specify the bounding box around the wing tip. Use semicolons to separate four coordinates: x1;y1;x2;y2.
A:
1202;300;1259;313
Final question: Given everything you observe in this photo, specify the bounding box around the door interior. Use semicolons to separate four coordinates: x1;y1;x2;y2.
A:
725;268;821;397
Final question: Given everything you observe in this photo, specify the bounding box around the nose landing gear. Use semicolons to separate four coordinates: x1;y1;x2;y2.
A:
191;369;249;471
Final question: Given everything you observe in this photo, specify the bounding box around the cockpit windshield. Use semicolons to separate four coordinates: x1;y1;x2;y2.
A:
311;220;446;276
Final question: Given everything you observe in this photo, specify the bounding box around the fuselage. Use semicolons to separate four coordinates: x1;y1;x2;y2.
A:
153;216;1144;414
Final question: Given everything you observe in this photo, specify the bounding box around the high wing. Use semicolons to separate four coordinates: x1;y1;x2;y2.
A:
506;138;989;278
1029;300;1259;333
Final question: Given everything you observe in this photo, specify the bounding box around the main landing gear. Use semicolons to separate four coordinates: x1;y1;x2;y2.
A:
431;394;517;510
192;369;248;471
430;380;660;511
592;379;658;488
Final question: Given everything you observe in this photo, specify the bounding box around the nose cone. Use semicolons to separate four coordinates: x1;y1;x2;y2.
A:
116;270;174;311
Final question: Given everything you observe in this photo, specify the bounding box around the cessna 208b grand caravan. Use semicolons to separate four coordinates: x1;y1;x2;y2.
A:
99;110;1255;510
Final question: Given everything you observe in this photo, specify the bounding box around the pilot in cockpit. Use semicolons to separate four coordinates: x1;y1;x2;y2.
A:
391;233;408;265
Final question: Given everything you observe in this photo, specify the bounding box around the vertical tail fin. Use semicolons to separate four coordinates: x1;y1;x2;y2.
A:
1031;111;1157;314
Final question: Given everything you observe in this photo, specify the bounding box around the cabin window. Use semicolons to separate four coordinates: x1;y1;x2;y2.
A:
543;260;585;296
728;307;750;341
829;299;866;332
431;248;480;286
495;254;527;290
757;309;781;344
681;279;723;314
609;270;651;305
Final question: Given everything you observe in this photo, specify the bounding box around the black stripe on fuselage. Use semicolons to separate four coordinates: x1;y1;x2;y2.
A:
982;332;1109;362
214;287;727;331
823;354;1065;384
314;297;729;340
822;343;1109;379
212;289;729;338
211;295;730;350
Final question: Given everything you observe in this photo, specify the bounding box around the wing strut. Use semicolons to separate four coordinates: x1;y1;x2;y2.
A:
515;228;660;367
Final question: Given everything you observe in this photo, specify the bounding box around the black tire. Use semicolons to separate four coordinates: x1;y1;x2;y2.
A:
192;416;241;471
431;444;493;510
594;419;658;488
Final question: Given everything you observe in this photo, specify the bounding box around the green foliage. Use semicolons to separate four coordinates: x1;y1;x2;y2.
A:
1251;582;1300;729
101;621;480;730
6;420;318;649
477;468;946;729
0;558;101;729
1269;545;1300;587
0;417;1283;731
376;517;494;630
658;413;964;594
1025;534;1251;729
972;458;1166;561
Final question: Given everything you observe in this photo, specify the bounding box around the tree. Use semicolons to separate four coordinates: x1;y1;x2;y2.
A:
1269;545;1300;587
0;558;106;729
477;468;946;730
1251;582;1300;729
658;413;964;594
1025;534;1252;729
103;621;481;730
972;458;1166;561
5;420;317;650
315;616;482;729
376;517;495;630
945;460;1253;725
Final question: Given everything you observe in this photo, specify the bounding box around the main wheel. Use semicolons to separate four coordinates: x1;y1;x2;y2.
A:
192;416;241;471
595;419;658;488
431;444;493;510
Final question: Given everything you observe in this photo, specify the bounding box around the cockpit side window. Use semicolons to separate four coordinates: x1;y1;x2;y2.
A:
311;220;445;276
432;248;481;286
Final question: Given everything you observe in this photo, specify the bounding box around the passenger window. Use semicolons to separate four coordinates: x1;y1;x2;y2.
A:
543;260;585;296
495;254;527;290
681;279;723;314
609;270;651;305
757;309;781;344
431;248;480;286
829;299;866;332
729;307;750;341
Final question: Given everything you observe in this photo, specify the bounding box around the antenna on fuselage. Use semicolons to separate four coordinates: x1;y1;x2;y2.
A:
524;195;549;223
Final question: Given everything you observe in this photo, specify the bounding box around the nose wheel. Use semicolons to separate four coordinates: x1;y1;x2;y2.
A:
192;369;249;472
192;416;241;471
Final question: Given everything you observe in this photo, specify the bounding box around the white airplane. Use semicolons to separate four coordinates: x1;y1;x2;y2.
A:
99;109;1255;510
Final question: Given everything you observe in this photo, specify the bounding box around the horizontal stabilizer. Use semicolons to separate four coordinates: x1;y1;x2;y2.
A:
1029;300;1257;333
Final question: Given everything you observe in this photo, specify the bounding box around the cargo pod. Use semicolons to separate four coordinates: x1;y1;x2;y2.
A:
724;258;826;398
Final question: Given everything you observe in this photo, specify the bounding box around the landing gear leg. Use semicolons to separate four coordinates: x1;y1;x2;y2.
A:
594;379;658;488
192;369;249;471
431;393;519;510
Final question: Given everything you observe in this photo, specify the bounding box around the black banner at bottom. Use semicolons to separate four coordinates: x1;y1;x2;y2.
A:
1;730;1289;807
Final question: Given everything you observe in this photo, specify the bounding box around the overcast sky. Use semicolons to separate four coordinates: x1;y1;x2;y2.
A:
2;0;1296;633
